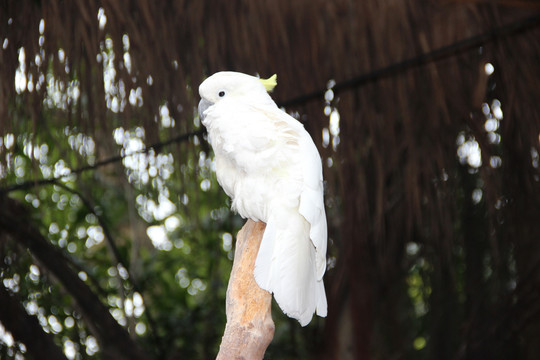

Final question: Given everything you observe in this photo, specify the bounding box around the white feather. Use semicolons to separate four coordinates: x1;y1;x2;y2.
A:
256;209;320;326
199;71;328;325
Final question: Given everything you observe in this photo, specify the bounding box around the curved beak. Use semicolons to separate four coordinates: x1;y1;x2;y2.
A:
198;99;212;123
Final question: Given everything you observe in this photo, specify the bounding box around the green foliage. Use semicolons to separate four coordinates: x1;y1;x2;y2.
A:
1;98;234;356
1;101;326;358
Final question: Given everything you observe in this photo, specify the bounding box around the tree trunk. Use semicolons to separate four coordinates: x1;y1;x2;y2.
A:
0;284;68;360
216;220;275;360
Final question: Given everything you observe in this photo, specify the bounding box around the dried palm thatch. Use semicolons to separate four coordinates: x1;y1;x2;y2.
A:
1;0;540;358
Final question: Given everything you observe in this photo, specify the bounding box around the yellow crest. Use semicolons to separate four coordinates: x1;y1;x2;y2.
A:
259;74;277;92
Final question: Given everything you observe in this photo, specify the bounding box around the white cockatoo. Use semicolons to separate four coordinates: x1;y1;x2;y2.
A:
198;71;327;326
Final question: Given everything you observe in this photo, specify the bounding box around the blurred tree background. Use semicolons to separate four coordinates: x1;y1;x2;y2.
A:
1;1;540;359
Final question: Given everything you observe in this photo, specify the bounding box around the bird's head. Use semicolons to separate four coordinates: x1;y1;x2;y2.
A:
198;71;277;121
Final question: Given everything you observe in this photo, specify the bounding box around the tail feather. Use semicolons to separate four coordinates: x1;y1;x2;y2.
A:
253;210;327;326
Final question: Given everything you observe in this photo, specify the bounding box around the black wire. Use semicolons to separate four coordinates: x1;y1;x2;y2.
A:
0;129;205;194
2;12;540;193
277;12;540;108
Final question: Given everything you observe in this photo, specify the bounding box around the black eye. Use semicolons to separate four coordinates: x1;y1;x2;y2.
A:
218;91;225;97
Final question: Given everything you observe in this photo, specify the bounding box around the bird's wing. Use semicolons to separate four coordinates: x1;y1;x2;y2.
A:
297;132;327;280
253;106;328;321
263;107;328;280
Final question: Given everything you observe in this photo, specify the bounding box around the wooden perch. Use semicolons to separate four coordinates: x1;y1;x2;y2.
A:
217;220;275;360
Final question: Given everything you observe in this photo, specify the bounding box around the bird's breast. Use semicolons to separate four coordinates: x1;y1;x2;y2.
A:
214;152;302;222
205;103;305;221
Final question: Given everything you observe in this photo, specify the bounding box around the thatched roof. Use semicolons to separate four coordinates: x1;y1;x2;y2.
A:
2;0;540;358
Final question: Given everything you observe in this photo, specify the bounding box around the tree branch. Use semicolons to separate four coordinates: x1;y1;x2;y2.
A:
217;220;275;359
0;284;68;360
49;181;164;356
0;196;152;360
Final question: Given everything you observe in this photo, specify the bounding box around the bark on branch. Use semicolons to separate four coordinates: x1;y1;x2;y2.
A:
217;220;275;359
0;196;152;360
0;284;68;360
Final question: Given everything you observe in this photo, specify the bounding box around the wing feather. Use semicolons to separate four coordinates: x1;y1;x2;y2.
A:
297;132;328;280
